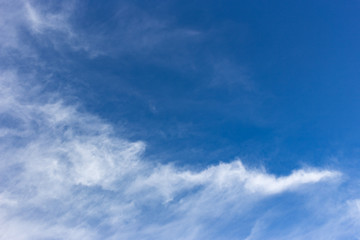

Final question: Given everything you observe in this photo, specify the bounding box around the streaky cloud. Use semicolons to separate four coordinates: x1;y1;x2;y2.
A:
0;1;358;240
0;71;340;240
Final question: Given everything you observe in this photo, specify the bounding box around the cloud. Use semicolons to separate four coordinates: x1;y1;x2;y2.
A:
0;0;102;60
0;0;38;63
98;3;202;56
129;161;338;202
0;71;340;239
25;0;105;57
9;0;200;59
211;60;254;91
0;1;356;240
24;1;70;34
244;198;360;240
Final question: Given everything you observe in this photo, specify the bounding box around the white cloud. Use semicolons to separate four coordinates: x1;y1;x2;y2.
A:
128;161;338;202
0;1;355;239
0;0;101;60
0;1;36;61
0;71;341;239
0;0;204;71
24;1;74;36
243;195;360;240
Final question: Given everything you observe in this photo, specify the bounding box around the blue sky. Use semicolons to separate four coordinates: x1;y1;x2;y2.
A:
0;0;360;239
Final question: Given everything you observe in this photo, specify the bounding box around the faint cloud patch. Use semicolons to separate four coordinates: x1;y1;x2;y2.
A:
211;59;255;91
24;0;103;58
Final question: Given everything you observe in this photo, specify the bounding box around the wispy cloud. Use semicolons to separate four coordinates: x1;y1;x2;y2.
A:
245;198;360;240
0;72;341;239
24;0;104;57
0;0;203;67
211;60;254;91
0;0;100;59
1;1;359;240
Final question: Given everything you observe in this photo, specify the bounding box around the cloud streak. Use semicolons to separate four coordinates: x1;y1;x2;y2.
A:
0;1;358;240
0;71;340;239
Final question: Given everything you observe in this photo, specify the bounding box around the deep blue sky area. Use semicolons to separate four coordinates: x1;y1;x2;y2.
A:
36;0;359;173
17;0;360;170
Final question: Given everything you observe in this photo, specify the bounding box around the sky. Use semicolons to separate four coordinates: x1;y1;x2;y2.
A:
0;0;360;239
